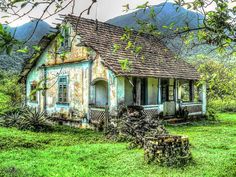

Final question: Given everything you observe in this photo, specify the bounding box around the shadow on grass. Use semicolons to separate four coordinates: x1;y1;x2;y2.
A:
0;136;50;150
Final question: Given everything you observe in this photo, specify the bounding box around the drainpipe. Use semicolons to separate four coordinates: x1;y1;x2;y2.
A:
23;78;27;107
42;64;47;115
88;59;93;121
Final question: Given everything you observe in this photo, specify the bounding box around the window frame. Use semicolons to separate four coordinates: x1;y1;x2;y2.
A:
29;81;38;103
57;75;69;104
61;26;71;50
179;80;191;102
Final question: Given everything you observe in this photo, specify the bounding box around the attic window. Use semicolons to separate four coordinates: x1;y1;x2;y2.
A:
58;76;68;103
61;26;71;49
30;82;37;102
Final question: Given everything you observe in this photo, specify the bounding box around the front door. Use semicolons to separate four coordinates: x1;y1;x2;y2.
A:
161;79;176;116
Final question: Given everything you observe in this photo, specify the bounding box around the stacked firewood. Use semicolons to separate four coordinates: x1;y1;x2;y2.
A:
107;105;168;148
144;135;192;166
106;105;192;166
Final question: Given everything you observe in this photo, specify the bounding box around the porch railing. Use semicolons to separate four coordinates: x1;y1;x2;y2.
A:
180;102;203;116
89;106;109;130
142;105;160;118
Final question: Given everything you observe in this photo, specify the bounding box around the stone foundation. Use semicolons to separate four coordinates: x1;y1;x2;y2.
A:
144;135;192;166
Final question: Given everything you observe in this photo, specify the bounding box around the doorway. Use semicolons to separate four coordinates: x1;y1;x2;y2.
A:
161;79;176;116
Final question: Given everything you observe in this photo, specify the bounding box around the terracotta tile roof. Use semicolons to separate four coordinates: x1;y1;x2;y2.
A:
65;15;200;80
20;15;200;81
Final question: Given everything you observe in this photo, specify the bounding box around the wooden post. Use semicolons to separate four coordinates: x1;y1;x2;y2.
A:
157;78;161;104
189;80;194;102
136;78;141;105
202;83;207;115
104;105;109;133
174;79;177;102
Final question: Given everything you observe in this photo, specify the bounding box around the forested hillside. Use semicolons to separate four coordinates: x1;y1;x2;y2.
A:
0;20;51;71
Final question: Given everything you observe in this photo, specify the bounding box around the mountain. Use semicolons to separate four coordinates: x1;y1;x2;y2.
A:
107;2;216;59
10;20;52;42
0;20;52;72
107;2;203;32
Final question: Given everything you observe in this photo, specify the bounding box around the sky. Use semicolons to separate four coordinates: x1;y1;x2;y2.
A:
1;0;235;27
2;0;171;27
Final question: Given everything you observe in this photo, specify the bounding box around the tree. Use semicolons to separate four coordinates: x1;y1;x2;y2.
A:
195;57;236;100
0;71;22;113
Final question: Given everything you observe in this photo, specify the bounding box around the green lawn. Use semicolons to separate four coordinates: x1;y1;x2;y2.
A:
0;113;236;177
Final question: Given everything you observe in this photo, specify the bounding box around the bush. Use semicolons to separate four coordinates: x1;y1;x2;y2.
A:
0;112;20;127
0;71;22;115
209;98;236;113
17;108;51;132
0;107;52;132
205;106;218;121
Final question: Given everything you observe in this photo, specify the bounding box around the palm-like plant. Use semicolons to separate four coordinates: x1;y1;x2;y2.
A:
0;111;20;127
17;108;50;132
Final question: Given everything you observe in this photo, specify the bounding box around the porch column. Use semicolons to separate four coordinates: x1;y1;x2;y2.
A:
175;79;178;102
202;82;207;115
157;78;161;104
189;80;195;102
136;78;141;105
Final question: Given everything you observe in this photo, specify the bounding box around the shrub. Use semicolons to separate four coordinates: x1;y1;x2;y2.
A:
0;107;52;132
0;71;22;115
205;106;218;121
17;108;51;132
208;98;236;113
0;111;20;127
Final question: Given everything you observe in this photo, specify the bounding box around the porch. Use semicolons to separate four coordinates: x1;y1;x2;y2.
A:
122;77;206;118
88;77;207;123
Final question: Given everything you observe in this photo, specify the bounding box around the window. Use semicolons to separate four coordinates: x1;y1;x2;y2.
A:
58;76;68;103
180;80;190;102
30;82;37;102
61;27;70;49
161;79;175;103
161;80;168;103
168;80;174;101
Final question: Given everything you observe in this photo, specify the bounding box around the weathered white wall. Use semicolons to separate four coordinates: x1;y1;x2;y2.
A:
125;77;133;105
45;62;90;117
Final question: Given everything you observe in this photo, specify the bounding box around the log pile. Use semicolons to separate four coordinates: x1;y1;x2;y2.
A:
106;105;192;166
144;135;192;166
107;105;167;148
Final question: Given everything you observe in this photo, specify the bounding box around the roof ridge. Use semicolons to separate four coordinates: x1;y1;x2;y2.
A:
65;14;165;42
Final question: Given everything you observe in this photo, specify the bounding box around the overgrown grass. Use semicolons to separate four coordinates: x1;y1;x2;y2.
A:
0;93;10;114
0;113;236;177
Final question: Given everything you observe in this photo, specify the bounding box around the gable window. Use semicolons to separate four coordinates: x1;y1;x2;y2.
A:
30;82;37;102
58;76;68;103
61;26;71;50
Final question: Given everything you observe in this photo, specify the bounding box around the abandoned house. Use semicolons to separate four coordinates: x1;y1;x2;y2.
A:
20;15;207;125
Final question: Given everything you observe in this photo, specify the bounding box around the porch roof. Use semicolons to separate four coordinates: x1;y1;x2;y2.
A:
65;15;200;80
